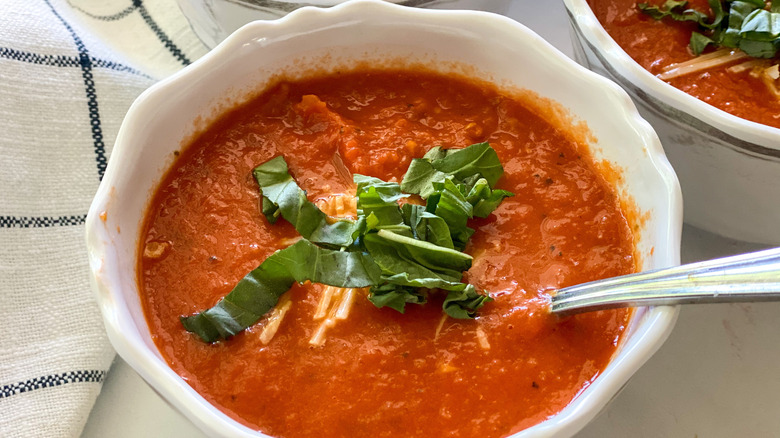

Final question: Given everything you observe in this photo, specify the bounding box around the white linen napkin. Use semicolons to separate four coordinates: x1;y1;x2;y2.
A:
0;1;206;436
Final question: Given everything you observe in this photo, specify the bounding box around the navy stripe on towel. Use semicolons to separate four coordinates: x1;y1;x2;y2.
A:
0;215;87;228
1;370;107;399
91;57;150;77
45;0;108;180
66;0;191;66
0;46;150;77
133;0;191;66
0;47;79;67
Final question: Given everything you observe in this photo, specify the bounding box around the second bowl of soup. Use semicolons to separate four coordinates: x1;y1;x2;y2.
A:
565;0;780;244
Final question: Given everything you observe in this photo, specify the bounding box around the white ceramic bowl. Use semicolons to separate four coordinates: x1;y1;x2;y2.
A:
176;0;513;48
564;0;780;245
86;1;682;437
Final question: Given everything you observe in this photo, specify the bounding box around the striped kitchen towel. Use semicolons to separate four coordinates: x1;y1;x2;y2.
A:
0;1;207;437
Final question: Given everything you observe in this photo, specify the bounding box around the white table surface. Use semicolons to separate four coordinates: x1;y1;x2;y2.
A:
81;2;779;437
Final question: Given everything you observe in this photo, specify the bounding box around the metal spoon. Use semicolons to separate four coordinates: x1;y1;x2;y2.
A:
551;247;780;315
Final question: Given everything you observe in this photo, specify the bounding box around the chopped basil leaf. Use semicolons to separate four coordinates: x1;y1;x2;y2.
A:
741;9;780;41
354;175;412;236
364;229;472;282
637;1;712;25
443;284;495;319
465;178;514;218
720;1;762;48
745;0;769;8
401;142;504;198
430;142;505;187
738;9;780;57
401;203;455;249
426;178;475;251
254;156;358;247
690;31;716;54
367;283;427;313
400;157;450;199
639;0;780;58
181;239;382;342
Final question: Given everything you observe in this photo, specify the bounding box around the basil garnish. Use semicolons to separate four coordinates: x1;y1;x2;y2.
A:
638;0;780;57
401;142;505;198
253;156;359;248
182;143;513;343
180;239;382;342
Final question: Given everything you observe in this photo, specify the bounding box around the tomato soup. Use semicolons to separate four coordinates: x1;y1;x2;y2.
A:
587;0;780;129
139;69;635;437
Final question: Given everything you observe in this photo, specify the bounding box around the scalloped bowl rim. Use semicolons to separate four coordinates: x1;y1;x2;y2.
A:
86;1;682;437
563;0;780;149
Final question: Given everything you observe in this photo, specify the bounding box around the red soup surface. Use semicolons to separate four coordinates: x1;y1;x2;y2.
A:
588;0;780;129
139;69;635;437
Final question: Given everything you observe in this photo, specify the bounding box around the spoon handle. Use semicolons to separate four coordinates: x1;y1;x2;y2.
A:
551;247;780;315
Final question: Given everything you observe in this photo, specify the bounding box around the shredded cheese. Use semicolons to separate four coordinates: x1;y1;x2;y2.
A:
434;313;448;341
768;64;780;81
310;286;366;346
726;60;780;101
308;194;363;347
335;288;357;320
309;316;336;347
659;50;780;102
476;326;491;351
726;59;771;74
313;285;337;320
258;293;293;345
760;64;780;100
658;48;750;80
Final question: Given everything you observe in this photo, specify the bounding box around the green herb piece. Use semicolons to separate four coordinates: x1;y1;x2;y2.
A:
401;142;504;198
254;156;358;247
401;203;454;249
738;9;780;57
464;177;514;218
362;229;492;317
354;175;412;236
426;178;476;251
180;238;382;342
401;157;451;199
690;31;716;54
443;284;495;319
719;1;763;49
636;0;714;26
364;229;472;282
183;143;510;342
367;283;427;313
639;0;780;58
